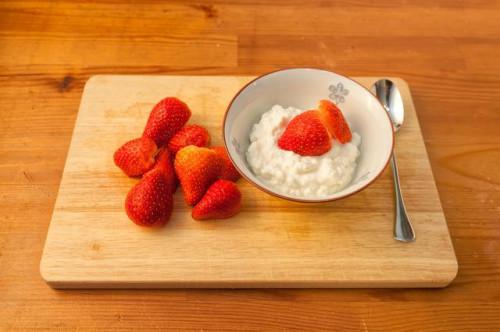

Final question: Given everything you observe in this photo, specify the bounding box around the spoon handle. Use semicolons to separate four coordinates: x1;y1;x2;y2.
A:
390;152;416;242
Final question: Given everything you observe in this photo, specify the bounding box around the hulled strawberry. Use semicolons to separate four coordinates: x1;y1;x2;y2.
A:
153;148;178;193
277;110;332;156
143;97;191;146
174;146;222;206
192;179;241;220
211;146;241;181
168;124;210;154
125;168;173;227
318;99;352;143
114;137;158;177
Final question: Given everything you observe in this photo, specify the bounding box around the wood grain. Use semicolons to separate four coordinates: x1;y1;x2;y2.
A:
1;0;500;330
39;75;456;288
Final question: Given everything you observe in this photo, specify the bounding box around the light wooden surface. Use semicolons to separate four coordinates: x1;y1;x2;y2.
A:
1;0;500;330
40;75;457;288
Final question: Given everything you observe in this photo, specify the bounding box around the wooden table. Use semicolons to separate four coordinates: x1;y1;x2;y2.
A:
1;1;499;330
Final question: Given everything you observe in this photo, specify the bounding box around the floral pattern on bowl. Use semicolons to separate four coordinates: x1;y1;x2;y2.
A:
329;82;349;104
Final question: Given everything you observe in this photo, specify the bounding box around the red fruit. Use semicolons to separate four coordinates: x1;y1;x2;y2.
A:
125;169;173;227
153;148;178;193
277;110;332;156
174;146;222;206
211;146;241;181
192;180;241;220
143;97;191;147
168;124;210;154
113;137;158;177
318;99;352;143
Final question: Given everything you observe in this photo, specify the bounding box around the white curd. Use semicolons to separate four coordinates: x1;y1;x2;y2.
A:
246;105;361;198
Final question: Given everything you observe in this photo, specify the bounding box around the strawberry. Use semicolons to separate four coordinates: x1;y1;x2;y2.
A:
125;168;173;227
277;110;332;156
153;148;178;193
192;180;241;220
168;124;210;154
318;99;352;143
143;97;191;147
174;146;222;206
113;137;158;177
211;146;241;181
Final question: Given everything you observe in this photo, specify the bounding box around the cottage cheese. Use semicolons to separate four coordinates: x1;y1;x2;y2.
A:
246;105;361;198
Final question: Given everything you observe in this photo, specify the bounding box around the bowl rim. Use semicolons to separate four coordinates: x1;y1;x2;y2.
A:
222;67;395;203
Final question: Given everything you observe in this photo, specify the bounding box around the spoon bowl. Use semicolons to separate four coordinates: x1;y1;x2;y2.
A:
371;79;405;132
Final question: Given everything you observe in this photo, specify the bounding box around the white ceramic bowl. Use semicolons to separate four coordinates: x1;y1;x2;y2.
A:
223;68;394;202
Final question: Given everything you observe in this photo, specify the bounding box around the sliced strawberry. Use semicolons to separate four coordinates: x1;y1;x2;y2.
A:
168;124;210;155
318;99;352;143
113;137;158;177
143;97;191;147
174;146;222;206
153;148;178;193
125;168;173;227
192;180;241;220
211;146;241;181
277;110;332;156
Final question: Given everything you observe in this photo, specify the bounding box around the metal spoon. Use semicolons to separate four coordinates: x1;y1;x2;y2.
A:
371;79;416;242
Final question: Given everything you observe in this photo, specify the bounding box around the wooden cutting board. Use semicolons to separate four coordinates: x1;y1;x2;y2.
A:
40;75;457;288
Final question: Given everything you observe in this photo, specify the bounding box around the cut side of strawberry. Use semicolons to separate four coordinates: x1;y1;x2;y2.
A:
277;110;332;156
318;99;352;144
